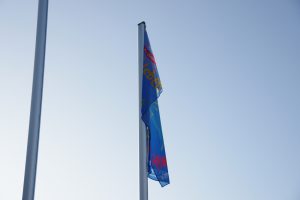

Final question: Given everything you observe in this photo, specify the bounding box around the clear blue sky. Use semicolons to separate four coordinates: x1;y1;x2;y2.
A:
0;0;300;199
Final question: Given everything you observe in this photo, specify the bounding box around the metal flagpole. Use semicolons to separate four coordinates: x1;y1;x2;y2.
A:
22;0;48;199
138;21;148;200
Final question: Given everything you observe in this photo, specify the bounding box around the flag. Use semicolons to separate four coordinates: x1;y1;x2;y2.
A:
141;29;170;187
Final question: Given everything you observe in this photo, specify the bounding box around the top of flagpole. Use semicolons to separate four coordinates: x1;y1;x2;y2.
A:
138;21;146;27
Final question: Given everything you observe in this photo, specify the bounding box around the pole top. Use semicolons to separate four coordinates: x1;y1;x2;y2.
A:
138;21;146;27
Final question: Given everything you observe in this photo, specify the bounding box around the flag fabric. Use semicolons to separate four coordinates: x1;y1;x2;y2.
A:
141;29;170;187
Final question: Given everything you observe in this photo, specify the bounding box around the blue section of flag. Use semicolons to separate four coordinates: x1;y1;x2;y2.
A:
141;30;170;187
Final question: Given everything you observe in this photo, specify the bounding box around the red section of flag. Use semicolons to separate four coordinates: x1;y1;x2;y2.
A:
152;155;167;170
144;46;157;65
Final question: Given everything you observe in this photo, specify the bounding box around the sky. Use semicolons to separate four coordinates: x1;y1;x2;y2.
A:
0;0;300;199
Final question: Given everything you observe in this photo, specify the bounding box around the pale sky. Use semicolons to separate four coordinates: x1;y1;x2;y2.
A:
0;0;300;199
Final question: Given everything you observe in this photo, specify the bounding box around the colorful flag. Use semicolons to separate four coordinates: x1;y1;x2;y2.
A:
141;29;170;187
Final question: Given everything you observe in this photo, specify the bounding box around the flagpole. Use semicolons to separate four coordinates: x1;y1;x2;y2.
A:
22;0;48;199
138;21;148;200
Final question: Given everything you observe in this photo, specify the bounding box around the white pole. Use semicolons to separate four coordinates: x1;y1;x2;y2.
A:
138;21;148;200
22;0;48;199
